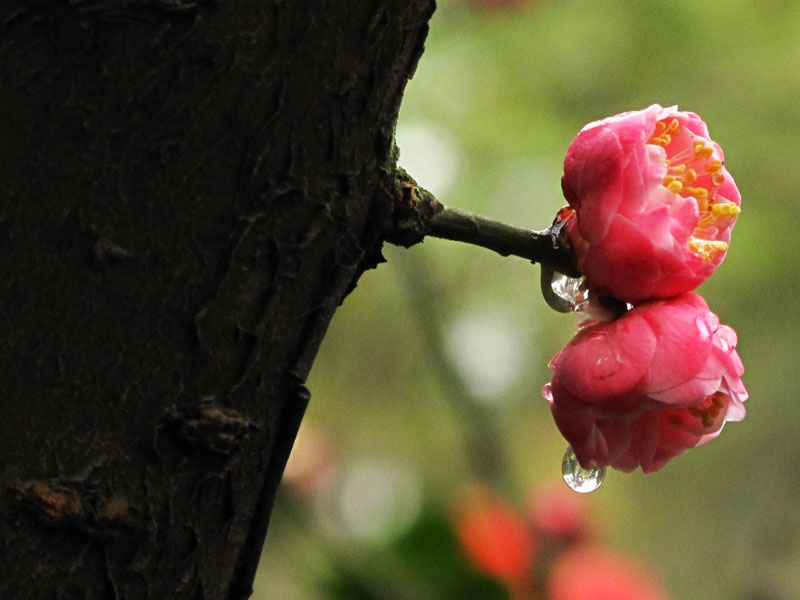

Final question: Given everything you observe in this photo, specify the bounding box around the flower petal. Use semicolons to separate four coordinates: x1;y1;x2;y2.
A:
556;313;656;403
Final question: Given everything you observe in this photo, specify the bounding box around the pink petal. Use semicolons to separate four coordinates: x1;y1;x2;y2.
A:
562;126;625;244
581;216;661;301
648;375;722;405
556;314;656;403
678;111;712;139
638;299;714;394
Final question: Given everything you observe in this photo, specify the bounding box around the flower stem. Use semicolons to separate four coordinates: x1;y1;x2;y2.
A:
387;168;580;278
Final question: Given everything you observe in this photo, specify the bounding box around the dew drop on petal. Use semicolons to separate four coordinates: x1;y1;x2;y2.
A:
561;446;605;493
551;273;589;311
542;382;553;402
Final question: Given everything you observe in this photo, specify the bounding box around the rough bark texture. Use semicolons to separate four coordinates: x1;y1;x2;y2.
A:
0;1;434;598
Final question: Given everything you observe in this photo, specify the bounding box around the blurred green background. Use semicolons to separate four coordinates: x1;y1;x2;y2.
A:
256;1;799;598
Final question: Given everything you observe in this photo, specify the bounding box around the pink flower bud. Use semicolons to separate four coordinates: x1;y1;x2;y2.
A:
561;105;741;302
544;293;747;473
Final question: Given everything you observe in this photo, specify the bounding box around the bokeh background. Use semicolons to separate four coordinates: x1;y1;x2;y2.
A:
255;1;800;598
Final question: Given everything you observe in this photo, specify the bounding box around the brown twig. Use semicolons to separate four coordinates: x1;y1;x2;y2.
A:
386;168;580;278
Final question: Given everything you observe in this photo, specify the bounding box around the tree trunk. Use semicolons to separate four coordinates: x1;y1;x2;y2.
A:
0;1;434;597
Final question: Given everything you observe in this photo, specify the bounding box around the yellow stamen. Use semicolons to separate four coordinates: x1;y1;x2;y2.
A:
711;201;741;218
649;134;671;146
697;202;740;229
685;187;709;211
685;186;708;200
688;392;727;428
667;180;683;194
688;237;728;263
650;120;729;216
687;405;714;427
663;166;697;195
693;141;714;159
666;118;681;133
697;215;712;228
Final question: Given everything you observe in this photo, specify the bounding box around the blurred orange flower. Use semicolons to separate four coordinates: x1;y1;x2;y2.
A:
454;486;537;594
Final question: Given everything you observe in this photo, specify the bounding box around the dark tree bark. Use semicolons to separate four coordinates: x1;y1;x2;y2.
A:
0;1;435;598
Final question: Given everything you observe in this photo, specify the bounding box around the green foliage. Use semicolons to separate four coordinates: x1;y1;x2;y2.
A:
391;509;508;599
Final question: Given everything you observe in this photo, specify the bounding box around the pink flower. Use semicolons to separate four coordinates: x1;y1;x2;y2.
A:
528;482;592;544
548;545;669;600
561;104;741;302
543;293;747;473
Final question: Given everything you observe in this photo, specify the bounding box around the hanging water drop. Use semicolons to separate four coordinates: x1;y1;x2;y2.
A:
561;446;605;493
551;272;588;309
540;266;588;313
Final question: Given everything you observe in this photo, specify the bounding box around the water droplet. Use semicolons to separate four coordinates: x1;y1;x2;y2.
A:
542;382;553;402
551;272;589;311
561;446;605;493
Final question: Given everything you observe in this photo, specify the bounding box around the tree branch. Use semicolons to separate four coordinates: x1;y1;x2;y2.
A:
386;168;581;278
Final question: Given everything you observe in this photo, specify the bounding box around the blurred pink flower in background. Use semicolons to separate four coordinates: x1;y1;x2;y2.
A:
548;545;669;600
545;293;747;473
527;482;592;544
561;104;741;302
455;483;669;599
